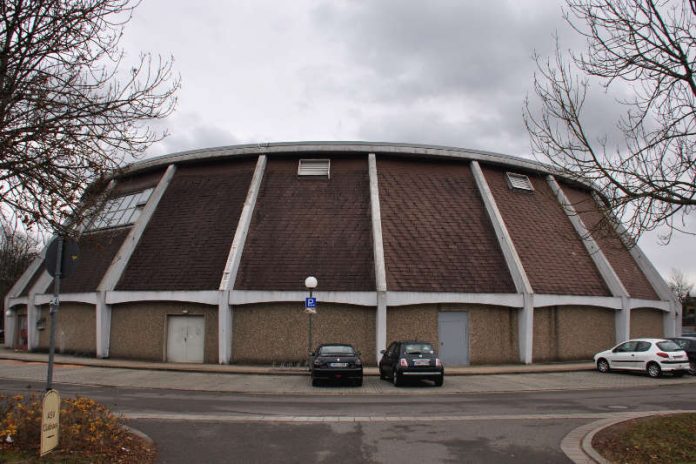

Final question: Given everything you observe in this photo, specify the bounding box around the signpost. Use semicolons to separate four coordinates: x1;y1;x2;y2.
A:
45;236;79;390
304;277;318;353
40;236;78;456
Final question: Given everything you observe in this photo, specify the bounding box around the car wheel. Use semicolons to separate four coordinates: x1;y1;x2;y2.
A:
393;369;401;387
689;361;696;376
596;358;610;373
379;367;387;380
434;376;444;387
647;362;662;378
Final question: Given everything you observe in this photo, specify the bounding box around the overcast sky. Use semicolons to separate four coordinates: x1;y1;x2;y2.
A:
121;0;694;285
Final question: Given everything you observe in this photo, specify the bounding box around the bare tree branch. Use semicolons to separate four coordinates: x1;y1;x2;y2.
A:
524;0;695;243
0;0;180;235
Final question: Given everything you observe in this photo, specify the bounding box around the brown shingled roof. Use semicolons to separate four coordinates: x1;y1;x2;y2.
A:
378;157;516;293
59;228;131;293
235;156;375;291
483;166;611;296
561;184;659;300
117;160;256;291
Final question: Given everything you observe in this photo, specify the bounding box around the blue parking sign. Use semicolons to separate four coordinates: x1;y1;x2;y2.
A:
305;297;317;309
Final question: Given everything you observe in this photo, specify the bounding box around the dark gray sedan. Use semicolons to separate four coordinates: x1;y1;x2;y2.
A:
310;344;363;387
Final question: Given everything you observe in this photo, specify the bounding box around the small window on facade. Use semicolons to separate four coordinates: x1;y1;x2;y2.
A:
298;159;330;178
86;188;154;231
506;172;534;192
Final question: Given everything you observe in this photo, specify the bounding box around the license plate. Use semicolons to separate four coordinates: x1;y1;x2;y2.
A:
413;359;430;366
330;363;347;367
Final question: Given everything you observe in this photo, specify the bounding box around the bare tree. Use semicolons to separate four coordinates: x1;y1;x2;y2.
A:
0;218;39;308
669;268;694;302
0;0;179;235
524;0;695;242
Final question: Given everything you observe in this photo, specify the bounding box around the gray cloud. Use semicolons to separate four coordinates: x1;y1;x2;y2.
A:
310;1;568;101
144;112;240;157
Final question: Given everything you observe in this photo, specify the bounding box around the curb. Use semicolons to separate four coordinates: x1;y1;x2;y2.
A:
122;424;155;447
562;410;695;464
0;350;595;376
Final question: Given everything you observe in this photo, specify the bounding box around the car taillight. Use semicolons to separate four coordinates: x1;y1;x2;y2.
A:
399;358;408;367
656;352;669;358
435;358;442;367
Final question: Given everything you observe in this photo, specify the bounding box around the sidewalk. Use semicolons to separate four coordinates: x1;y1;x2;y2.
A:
0;348;595;376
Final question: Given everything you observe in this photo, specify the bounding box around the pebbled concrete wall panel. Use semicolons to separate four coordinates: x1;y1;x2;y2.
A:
630;308;665;339
387;304;519;365
232;302;376;365
37;303;96;356
110;302;218;363
534;306;615;362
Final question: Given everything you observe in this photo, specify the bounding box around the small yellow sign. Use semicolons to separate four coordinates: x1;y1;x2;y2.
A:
40;389;60;456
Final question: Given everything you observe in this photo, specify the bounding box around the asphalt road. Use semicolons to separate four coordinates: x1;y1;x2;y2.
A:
1;377;695;463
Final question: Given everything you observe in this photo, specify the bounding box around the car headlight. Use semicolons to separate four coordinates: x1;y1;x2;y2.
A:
355;359;362;366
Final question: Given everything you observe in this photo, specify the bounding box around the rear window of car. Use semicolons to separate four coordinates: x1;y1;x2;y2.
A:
656;341;682;352
318;345;354;355
403;343;434;354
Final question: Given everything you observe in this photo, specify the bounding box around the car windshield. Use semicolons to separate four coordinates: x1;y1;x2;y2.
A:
656;341;682;352
318;345;354;356
403;343;434;355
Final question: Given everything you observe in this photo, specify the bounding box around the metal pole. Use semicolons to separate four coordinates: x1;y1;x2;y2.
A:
46;237;63;391
308;289;313;353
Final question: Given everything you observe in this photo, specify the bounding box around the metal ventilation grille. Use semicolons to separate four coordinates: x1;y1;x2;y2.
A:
506;172;534;192
298;159;330;178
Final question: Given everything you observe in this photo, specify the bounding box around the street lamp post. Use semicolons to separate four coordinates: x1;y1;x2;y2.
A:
304;276;318;354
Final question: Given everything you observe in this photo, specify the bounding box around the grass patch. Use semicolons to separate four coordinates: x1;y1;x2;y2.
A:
0;394;155;463
592;413;696;464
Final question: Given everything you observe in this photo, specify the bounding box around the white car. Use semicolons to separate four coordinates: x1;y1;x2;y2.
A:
594;338;689;378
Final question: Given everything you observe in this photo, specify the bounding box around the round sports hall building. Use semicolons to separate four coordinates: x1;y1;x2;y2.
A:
4;142;680;366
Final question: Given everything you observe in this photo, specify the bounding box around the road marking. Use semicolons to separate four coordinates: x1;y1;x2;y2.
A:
122;411;623;423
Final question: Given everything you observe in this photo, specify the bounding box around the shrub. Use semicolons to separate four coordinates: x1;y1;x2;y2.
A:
0;393;155;463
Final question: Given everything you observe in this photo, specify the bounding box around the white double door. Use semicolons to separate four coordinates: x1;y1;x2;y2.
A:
167;316;205;363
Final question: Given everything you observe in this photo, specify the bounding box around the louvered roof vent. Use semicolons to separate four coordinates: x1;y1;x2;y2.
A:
506;172;534;192
298;159;330;178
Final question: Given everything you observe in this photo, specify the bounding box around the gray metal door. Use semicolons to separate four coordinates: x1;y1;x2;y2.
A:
438;312;469;366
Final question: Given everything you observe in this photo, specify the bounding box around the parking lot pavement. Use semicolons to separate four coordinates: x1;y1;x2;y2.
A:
0;357;694;395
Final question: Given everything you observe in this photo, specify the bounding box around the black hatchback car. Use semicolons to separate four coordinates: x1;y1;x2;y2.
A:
310;343;363;386
669;337;696;375
379;341;444;387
